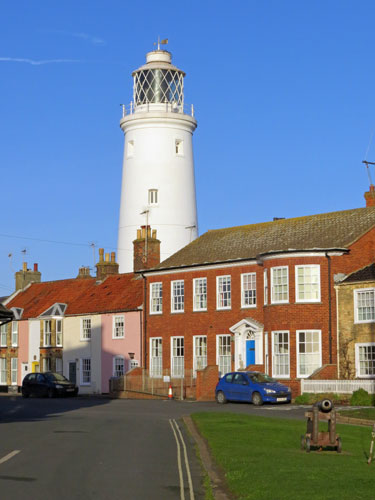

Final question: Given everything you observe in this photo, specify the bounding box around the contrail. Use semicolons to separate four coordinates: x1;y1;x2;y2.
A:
0;57;83;65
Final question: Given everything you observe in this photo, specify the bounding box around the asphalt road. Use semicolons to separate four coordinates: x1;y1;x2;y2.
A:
0;396;308;500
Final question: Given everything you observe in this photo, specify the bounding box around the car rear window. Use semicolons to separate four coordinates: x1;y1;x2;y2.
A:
224;374;234;383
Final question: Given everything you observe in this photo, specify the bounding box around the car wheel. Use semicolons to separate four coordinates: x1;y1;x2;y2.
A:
47;388;55;398
216;391;227;404
252;391;263;406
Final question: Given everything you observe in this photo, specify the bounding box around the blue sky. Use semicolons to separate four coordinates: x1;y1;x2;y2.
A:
1;0;375;293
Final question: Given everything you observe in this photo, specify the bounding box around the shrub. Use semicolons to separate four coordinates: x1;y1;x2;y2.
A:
294;393;311;404
350;388;375;406
294;392;350;405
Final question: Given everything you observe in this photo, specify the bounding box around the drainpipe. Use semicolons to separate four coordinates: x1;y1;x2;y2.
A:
141;273;147;369
334;284;340;378
326;253;333;364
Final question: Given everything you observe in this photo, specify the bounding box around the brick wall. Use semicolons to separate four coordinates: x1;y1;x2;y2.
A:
144;227;375;389
196;365;219;401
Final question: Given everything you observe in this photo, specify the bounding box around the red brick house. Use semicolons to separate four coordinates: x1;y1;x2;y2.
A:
143;199;375;396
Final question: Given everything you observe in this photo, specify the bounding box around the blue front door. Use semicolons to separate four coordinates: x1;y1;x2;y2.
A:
246;340;255;366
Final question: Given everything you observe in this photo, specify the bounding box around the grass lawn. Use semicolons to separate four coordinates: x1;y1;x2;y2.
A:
339;408;375;421
192;412;375;500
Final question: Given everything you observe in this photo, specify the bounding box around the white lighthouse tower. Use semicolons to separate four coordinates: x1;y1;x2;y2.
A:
117;45;198;272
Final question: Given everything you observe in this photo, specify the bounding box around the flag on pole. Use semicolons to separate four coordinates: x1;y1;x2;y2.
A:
160;39;168;45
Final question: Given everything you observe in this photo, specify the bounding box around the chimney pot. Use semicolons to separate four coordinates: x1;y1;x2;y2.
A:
34;263;38;272
105;253;110;262
152;229;157;239
23;262;27;272
99;248;104;262
110;252;116;263
137;229;141;239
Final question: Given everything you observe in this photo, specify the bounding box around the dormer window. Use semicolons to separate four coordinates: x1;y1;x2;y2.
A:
148;189;158;205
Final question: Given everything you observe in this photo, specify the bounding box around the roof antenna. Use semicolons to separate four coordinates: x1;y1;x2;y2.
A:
362;160;375;186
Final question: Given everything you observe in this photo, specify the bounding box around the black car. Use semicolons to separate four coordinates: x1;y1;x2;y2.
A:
22;372;78;398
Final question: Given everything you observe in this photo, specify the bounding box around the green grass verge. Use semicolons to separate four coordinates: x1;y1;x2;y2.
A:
192;412;375;500
339;408;375;421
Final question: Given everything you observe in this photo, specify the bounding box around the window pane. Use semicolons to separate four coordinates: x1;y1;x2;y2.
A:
273;332;289;377
298;331;321;376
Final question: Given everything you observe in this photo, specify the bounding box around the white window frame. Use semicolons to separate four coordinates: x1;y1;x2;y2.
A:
150;282;163;314
193;335;207;377
272;331;290;379
241;273;256;308
150;338;163;378
43;357;51;372
81;318;92;341
0;358;7;385
264;269;268;305
113;356;125;377
148;188;158;206
295;265;321;303
354;288;375;323
296;330;322;378
127;140;134;157
175;139;184;155
355;343;375;378
0;324;7;347
56;357;63;375
80;358;91;385
11;357;17;385
56;319;63;347
43;320;52;347
193;278;207;312
171;336;184;378
271;267;289;304
216;276;231;310
113;315;125;339
216;334;231;377
11;321;18;347
171;280;184;313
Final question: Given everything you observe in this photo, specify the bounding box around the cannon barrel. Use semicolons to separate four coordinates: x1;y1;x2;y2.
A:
315;399;333;413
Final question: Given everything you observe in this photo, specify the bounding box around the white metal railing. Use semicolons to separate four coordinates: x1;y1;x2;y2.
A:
120;101;195;118
301;379;375;394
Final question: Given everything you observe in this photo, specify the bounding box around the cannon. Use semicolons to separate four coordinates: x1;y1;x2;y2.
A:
301;399;342;453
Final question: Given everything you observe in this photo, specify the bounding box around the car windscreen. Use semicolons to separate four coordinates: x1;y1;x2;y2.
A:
248;373;276;383
45;373;68;382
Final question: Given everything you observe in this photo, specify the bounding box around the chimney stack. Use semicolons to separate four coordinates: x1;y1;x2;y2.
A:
365;185;375;207
96;249;119;280
77;266;92;279
133;225;161;273
15;262;42;291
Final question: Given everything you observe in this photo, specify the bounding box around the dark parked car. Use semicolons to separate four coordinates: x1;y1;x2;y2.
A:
22;372;78;398
215;371;291;406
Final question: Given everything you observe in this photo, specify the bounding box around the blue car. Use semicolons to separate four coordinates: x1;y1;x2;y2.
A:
215;371;291;406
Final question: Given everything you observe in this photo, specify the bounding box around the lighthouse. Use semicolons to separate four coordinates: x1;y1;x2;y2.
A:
117;45;198;272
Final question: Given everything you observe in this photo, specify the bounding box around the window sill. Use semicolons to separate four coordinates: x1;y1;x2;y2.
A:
241;305;257;309
171;311;185;314
295;301;322;305
193;309;208;313
112;336;125;340
80;339;91;342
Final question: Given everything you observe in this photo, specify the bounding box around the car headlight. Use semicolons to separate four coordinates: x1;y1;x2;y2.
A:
55;384;63;389
286;387;291;393
264;388;276;394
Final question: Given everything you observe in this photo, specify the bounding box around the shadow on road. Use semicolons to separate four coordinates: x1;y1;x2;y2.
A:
0;395;111;424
